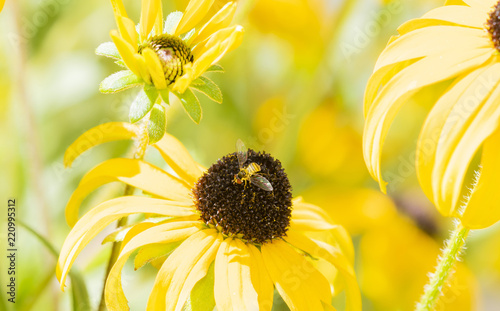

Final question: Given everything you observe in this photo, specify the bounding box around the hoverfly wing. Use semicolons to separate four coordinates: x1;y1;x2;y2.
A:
250;174;273;191
236;139;248;168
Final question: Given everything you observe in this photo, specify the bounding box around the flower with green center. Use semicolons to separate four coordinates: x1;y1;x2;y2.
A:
98;0;244;135
363;0;500;229
57;123;361;311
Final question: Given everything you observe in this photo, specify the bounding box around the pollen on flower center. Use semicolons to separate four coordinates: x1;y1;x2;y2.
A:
487;1;500;52
139;34;194;85
193;150;293;244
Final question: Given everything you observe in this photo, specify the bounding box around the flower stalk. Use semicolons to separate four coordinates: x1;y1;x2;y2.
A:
415;220;470;311
98;122;149;311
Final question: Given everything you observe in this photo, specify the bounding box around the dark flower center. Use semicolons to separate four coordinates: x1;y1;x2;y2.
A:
193;149;293;244
487;1;500;52
139;34;194;85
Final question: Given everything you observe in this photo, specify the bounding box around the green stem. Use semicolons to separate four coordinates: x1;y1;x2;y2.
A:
97;123;149;311
415;220;470;311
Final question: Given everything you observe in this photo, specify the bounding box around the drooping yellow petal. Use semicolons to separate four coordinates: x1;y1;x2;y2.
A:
152;133;205;185
174;0;215;36
363;48;493;193
64;122;140;168
285;230;362;311
432;62;500;216
190;2;237;46
420;5;486;29
146;229;219;311
247;244;274;311
65;158;192;226
214;239;262;311
416;65;491;213
261;240;332;311
462;128;500;229
57;196;197;289
110;30;141;76
462;0;497;11
116;15;138;48
140;0;161;40
105;221;200;311
142;48;168;89
134;53;152;84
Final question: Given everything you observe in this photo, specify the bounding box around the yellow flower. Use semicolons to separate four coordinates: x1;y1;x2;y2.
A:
57;123;361;311
98;0;244;127
363;0;500;228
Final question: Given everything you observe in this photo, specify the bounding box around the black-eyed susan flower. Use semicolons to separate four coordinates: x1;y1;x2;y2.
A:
97;0;244;139
363;0;500;229
57;123;361;311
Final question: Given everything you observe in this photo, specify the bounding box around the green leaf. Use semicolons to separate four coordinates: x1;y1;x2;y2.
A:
70;270;91;311
164;11;183;35
183;262;215;311
114;60;126;68
148;103;166;144
206;64;224;73
100;70;143;94
159;89;170;105
191;76;222;103
129;89;156;123
174;89;202;124
95;42;121;59
144;84;159;103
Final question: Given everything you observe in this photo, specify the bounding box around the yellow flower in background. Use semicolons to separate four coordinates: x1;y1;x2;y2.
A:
57;124;361;311
363;0;500;228
98;0;244;127
360;217;477;311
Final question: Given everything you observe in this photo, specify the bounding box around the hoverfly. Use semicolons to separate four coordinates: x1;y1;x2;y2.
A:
233;139;273;192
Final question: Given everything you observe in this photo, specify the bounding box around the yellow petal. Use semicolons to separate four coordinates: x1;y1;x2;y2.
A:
261;240;332;311
142;48;167;89
174;0;215;36
57;196;197;289
65;158;192;226
190;2;237;46
285;231;362;311
110;30;140;76
152;133;205;186
133;53;152;84
247;244;274;311
420;5;486;29
463;0;497;11
105;221;200;311
374;27;490;73
432;62;500;216
291;199;337;231
116;15;138;48
64;122;140;168
140;0;161;40
214;239;262;311
146;229;219;311
416;65;491;213
110;0;128;19
363;48;493;193
462;128;500;228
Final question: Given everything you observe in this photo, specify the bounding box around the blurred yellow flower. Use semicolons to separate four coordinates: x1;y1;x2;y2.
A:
57;125;361;310
360;216;477;311
363;0;500;228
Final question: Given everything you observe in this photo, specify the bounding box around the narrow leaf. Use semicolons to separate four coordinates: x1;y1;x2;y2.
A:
184;262;216;311
144;84;159;104
206;64;224;73
70;270;91;311
148;104;167;144
129;89;156;123
164;11;183;35
159;88;170;105
191;76;222;103
95;42;121;59
100;70;142;94
174;89;202;124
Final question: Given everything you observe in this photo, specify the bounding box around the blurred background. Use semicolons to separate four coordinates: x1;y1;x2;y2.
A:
2;0;500;310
